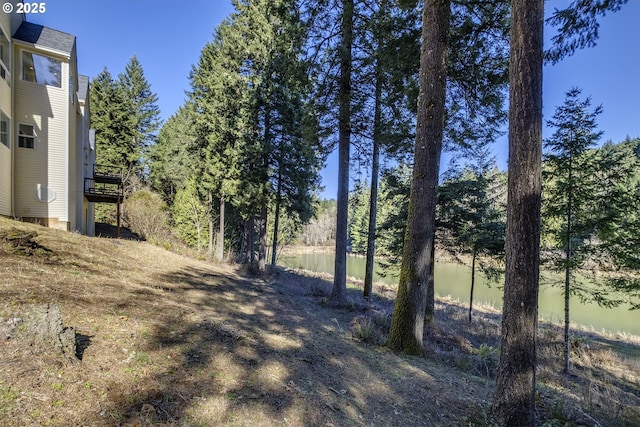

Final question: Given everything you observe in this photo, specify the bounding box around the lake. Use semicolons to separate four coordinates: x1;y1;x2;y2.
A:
279;252;639;336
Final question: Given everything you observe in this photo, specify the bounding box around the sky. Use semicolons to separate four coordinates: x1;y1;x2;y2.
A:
21;0;640;199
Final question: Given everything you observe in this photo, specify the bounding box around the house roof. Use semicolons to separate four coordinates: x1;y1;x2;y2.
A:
77;75;89;102
13;21;75;55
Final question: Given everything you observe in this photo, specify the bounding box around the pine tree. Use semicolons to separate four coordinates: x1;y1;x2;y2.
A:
495;3;631;423
493;1;544;424
593;137;640;303
542;87;604;374
118;55;161;179
438;152;505;322
250;0;322;270
190;0;320;263
330;0;354;303
362;0;418;300
173;178;209;252
385;0;510;349
90;58;161;189
149;105;198;203
386;0;450;356
347;181;369;254
190;12;249;261
376;164;411;265
89;67;134;171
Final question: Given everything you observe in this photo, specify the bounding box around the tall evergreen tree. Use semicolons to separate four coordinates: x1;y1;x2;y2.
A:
118;55;161;157
347;180;369;254
173;177;209;252
362;0;418;300
542;87;603;374
495;3;630;424
190;1;263;260
493;1;544;424
331;0;354;303
90;58;160;189
384;0;510;344
304;0;419;300
149;105;198;202
89;67;134;171
190;0;320;263
250;0;322;270
269;103;323;268
386;0;450;356
592;137;640;305
376;164;412;264
438;152;506;322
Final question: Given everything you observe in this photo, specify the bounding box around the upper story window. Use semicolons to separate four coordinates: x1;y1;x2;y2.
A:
22;51;62;88
0;111;9;148
18;124;35;149
0;28;9;84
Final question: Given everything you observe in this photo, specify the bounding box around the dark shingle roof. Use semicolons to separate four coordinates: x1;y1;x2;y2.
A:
77;75;89;102
13;21;75;55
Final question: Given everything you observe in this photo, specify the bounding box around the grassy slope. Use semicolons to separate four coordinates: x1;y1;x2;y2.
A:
0;217;638;426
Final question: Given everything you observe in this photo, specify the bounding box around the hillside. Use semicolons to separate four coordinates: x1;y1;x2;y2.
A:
1;217;638;426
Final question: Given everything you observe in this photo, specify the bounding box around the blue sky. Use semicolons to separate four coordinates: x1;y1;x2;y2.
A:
23;0;640;199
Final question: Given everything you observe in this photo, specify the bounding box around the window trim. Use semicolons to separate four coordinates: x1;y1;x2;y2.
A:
0;26;10;85
0;110;9;149
18;123;35;149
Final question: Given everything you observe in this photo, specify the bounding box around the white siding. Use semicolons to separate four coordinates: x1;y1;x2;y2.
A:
0;144;9;216
0;74;9;113
13;54;69;225
0;13;15;217
0;76;9;216
67;48;79;230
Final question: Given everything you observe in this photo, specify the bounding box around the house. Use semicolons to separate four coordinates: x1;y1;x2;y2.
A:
0;4;96;235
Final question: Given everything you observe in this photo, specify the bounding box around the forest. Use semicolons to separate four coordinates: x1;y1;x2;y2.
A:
86;0;639;425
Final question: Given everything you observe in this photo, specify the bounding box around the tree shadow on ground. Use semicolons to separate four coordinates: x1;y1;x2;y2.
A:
101;266;492;426
95;222;141;241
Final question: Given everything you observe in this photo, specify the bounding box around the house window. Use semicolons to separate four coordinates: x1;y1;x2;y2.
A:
0;111;9;148
18;124;35;149
0;27;9;83
22;51;62;88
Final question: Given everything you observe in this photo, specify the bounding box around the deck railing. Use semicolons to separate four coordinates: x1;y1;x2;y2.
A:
84;164;124;202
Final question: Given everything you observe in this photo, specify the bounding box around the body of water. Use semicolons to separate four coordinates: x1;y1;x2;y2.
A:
280;252;639;336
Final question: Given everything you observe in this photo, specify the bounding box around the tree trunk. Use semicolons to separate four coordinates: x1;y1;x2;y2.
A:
271;173;282;269
247;217;255;264
259;87;271;272
215;195;225;261
363;48;383;301
469;250;476;322
258;204;268;271
564;158;573;374
196;215;202;253
332;0;353;303
426;232;435;321
387;0;450;356
493;0;543;425
208;191;214;258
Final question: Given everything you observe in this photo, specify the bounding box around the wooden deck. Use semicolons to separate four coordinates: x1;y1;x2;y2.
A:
84;165;124;237
84;165;123;203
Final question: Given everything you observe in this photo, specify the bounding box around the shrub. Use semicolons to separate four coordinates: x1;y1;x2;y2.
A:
350;315;385;345
172;179;209;252
124;189;173;244
472;343;499;377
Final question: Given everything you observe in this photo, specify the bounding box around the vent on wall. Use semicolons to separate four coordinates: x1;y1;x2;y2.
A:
35;184;56;203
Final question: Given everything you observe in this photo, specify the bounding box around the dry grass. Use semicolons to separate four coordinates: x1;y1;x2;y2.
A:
1;217;638;426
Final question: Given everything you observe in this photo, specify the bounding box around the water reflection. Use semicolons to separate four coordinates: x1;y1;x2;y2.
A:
280;252;639;336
